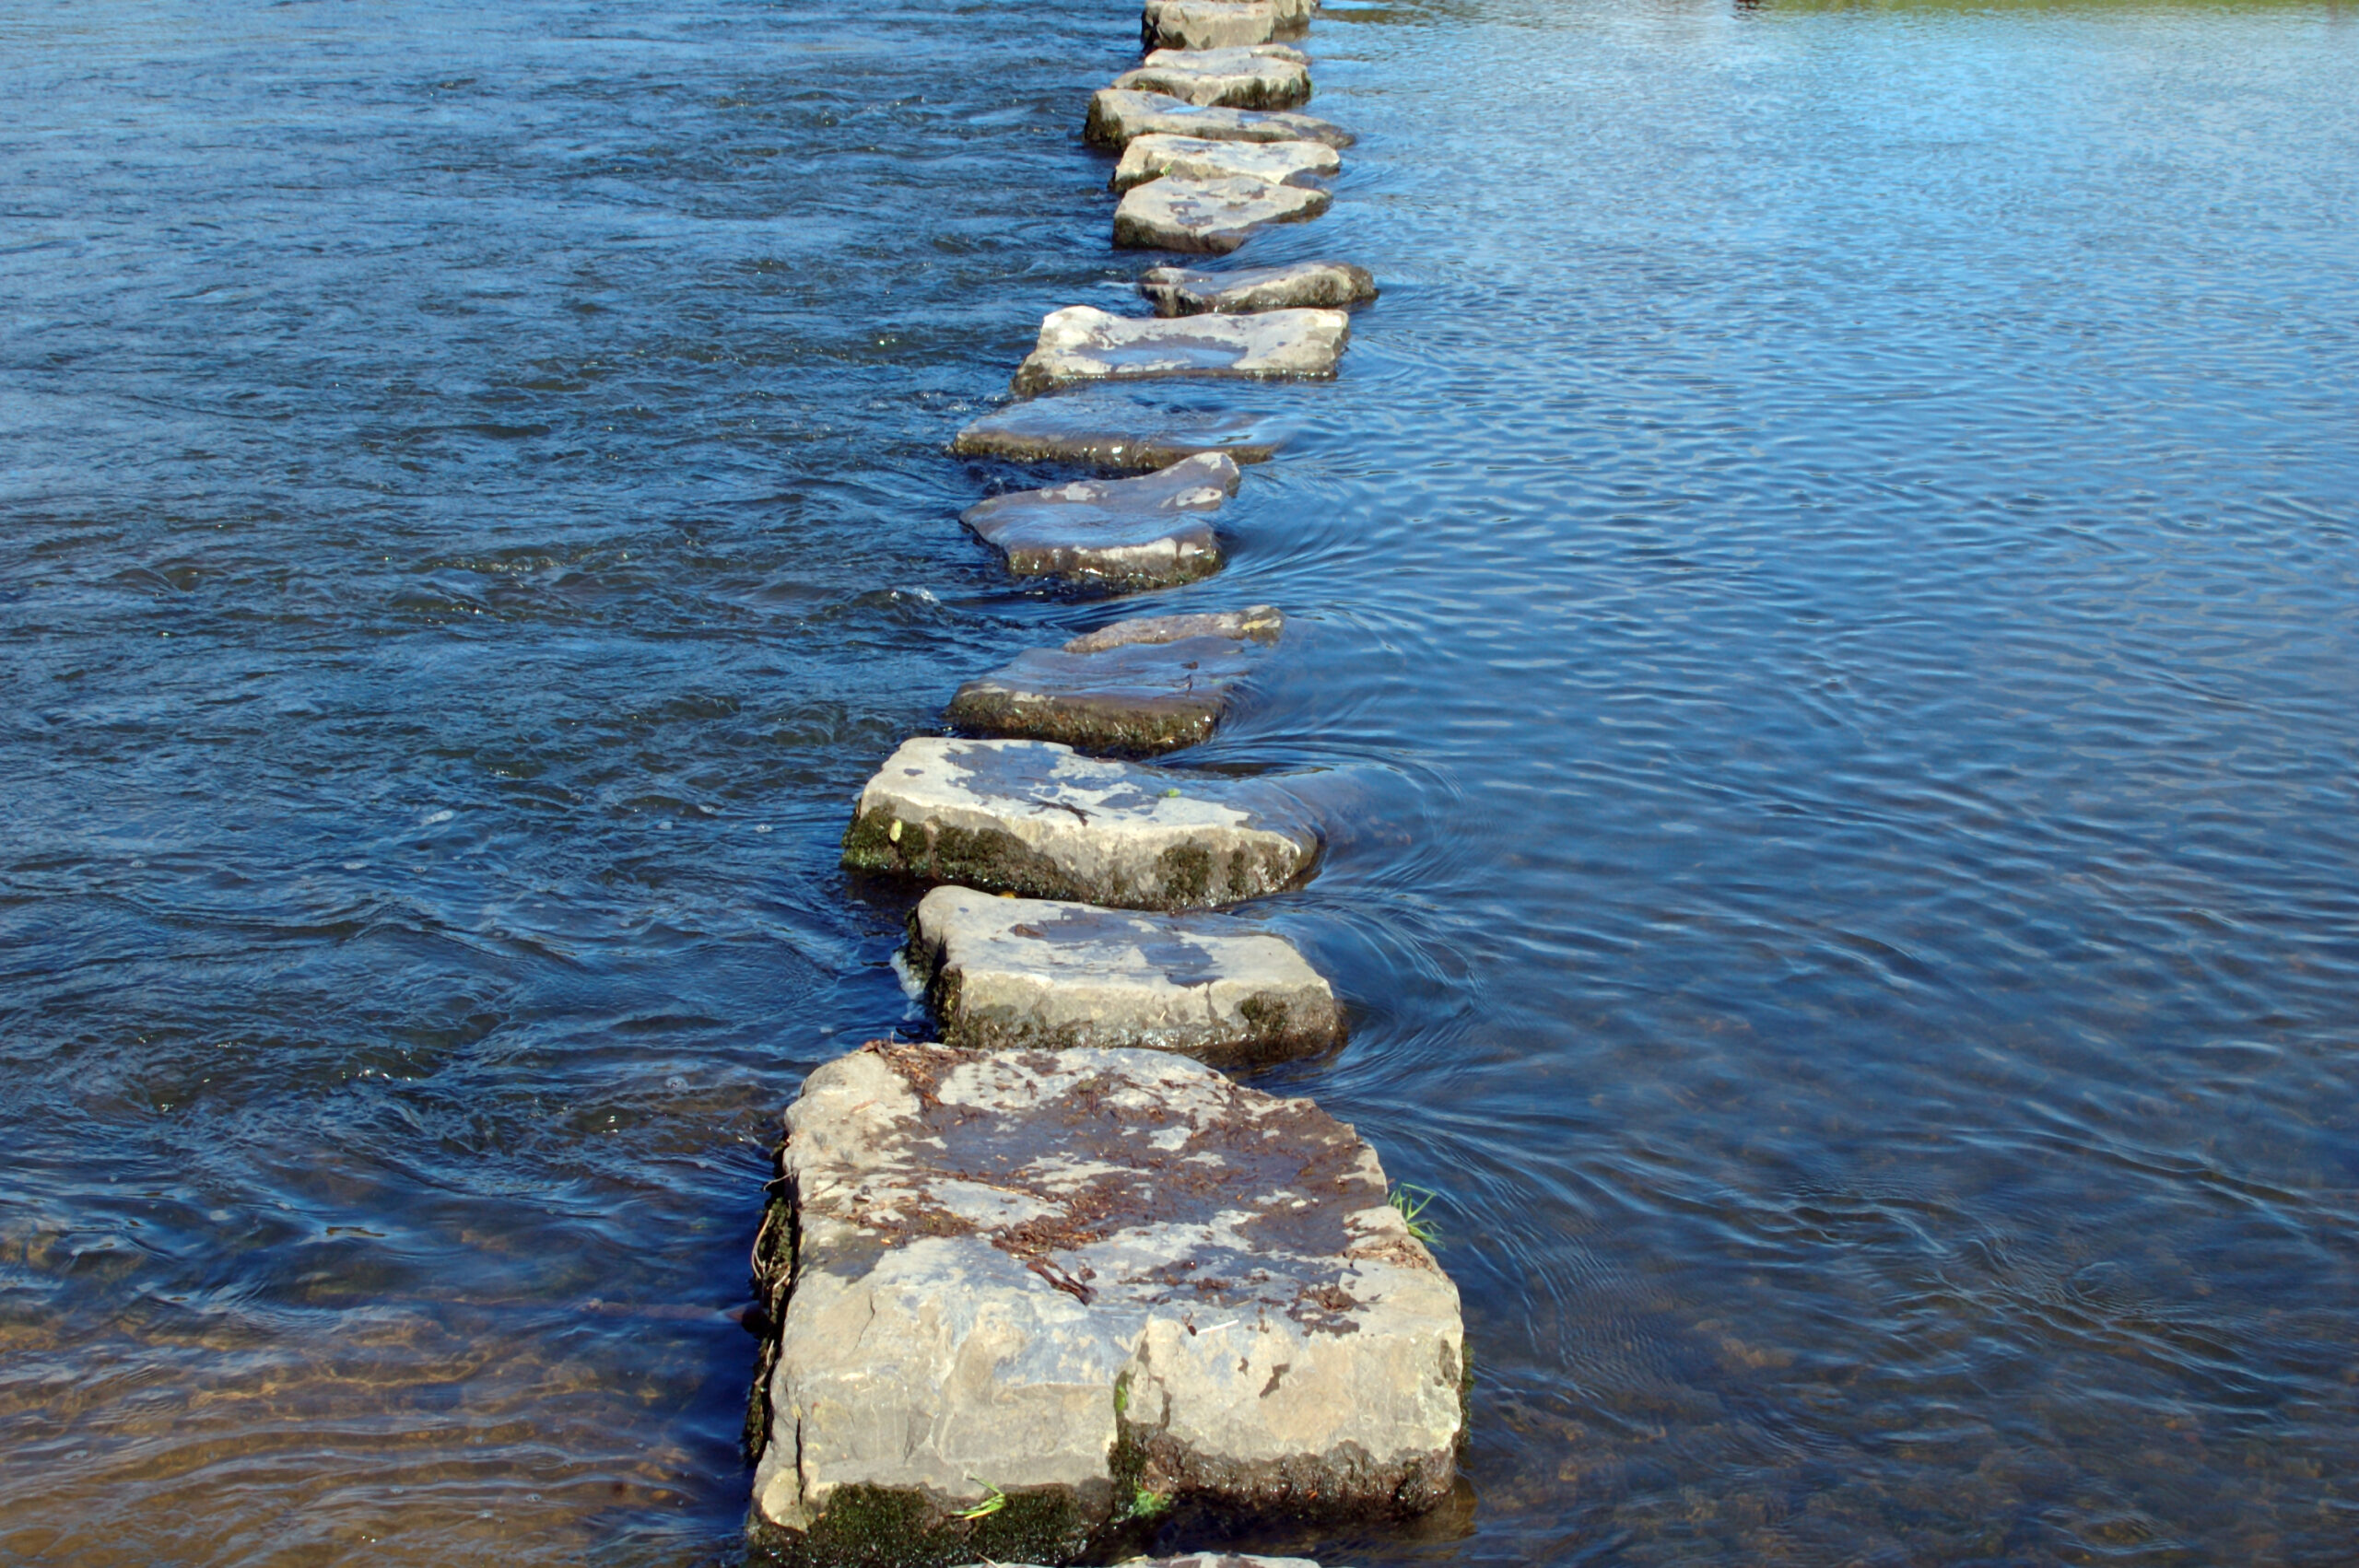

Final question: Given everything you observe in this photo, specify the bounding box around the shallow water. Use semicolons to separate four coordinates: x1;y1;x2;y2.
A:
4;0;2357;1562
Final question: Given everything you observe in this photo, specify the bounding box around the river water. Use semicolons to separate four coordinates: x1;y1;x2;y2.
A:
5;0;2356;1562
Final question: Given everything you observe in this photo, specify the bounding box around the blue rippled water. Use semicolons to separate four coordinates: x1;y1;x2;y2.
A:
4;0;2355;1562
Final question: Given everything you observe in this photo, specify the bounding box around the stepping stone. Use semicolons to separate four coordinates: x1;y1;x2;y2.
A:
959;452;1238;590
1115;174;1332;255
1113;45;1313;111
946;604;1283;755
951;392;1292;472
1142;260;1379;316
842;736;1317;909
908;886;1344;1064
746;1040;1466;1562
1013;305;1348;397
1111;132;1339;193
1142;0;1315;51
964;1559;1326;1568
1086;88;1353;151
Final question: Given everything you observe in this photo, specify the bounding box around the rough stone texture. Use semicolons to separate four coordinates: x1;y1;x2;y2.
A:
908;886;1343;1064
1143;0;1315;51
747;1042;1465;1564
959;453;1238;591
1086;89;1353;152
842;736;1318;910
945;605;1283;755
952;394;1290;473
1141;261;1378;317
1112;132;1339;193
1115;175;1332;256
959;1558;1326;1568
1114;46;1313;111
1013;306;1347;397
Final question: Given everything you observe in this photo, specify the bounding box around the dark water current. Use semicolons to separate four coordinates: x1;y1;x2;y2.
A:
6;0;2358;1562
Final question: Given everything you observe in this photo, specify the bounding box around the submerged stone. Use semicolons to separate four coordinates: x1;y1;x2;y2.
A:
1115;174;1332;255
1142;0;1315;51
1013;305;1348;397
908;886;1343;1064
1111;132;1340;193
746;1041;1466;1563
1086;89;1353;152
842;736;1317;910
1141;260;1379;317
951;392;1292;472
1113;45;1313;111
959;452;1238;591
945;604;1283;755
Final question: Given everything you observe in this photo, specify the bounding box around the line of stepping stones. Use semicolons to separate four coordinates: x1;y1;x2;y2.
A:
746;7;1464;1567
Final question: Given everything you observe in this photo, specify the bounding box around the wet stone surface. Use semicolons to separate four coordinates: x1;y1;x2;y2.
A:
1112;133;1340;193
1013;305;1349;396
1115;175;1333;255
1141;261;1379;317
958;451;1238;591
1086;89;1354;152
950;392;1291;472
747;1042;1465;1563
1114;45;1314;111
842;736;1318;910
1142;0;1315;53
946;604;1284;755
908;885;1344;1064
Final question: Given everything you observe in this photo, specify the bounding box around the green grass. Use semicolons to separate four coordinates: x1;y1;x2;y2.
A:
957;1480;1008;1521
1390;1183;1442;1248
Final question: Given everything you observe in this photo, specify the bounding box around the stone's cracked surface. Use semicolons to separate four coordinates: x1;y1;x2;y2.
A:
908;886;1343;1064
1115;175;1332;255
1013;306;1348;397
946;604;1283;755
843;736;1318;909
959;452;1238;591
748;1042;1465;1562
1112;132;1339;193
1142;260;1379;317
1142;0;1316;51
951;393;1291;471
1114;45;1313;111
1086;89;1354;151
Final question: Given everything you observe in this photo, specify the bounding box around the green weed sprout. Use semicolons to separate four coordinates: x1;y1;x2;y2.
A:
957;1479;1008;1521
1390;1183;1441;1248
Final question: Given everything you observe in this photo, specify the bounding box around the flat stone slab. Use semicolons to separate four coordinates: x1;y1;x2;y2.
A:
1013;306;1347;397
952;392;1290;473
1112;133;1339;193
1142;260;1379;317
843;736;1317;909
1113;46;1313;111
908;886;1343;1064
946;605;1283;755
1143;0;1315;51
747;1041;1465;1563
961;1559;1326;1568
1115;175;1332;255
959;452;1237;591
1086;89;1353;152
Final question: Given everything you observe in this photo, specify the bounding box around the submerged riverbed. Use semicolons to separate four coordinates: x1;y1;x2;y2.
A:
5;0;2357;1562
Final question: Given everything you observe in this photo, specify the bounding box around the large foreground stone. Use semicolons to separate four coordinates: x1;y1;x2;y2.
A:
746;1041;1465;1564
843;736;1317;909
1086;89;1353;151
908;886;1343;1063
960;452;1237;591
1143;0;1315;51
1141;260;1379;317
946;605;1283;755
1115;175;1332;255
1113;45;1313;111
1112;133;1339;193
953;393;1289;472
1013;306;1347;397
